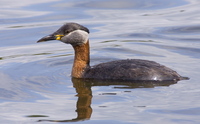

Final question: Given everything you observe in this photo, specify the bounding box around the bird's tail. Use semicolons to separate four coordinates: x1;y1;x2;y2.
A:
179;76;190;80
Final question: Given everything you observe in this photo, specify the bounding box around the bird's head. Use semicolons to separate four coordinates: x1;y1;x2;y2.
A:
37;23;90;46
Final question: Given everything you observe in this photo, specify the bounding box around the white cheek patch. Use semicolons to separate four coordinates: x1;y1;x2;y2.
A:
61;30;89;45
74;30;89;44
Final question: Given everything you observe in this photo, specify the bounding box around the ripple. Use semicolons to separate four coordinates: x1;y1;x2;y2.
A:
150;107;200;115
156;25;200;35
146;43;200;59
77;0;188;10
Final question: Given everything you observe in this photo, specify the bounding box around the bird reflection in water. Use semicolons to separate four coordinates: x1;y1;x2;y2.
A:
38;78;178;122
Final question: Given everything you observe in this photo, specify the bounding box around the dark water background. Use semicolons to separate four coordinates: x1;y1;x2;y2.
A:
0;0;200;123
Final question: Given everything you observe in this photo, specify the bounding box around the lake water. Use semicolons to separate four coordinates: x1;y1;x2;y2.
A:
0;0;200;123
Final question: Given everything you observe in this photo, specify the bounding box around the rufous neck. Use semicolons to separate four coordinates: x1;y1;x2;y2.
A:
71;40;90;78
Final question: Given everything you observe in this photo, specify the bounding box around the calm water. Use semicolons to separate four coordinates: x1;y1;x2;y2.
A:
0;0;200;123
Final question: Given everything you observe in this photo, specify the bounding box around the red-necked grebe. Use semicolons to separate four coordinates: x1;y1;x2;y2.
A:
37;22;188;81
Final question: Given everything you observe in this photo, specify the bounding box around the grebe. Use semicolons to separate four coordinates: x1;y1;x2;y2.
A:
37;22;187;81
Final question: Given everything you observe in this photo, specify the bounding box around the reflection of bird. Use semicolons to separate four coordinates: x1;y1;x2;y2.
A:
37;23;188;81
37;76;177;122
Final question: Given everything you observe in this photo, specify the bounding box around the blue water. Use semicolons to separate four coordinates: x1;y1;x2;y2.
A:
0;0;200;123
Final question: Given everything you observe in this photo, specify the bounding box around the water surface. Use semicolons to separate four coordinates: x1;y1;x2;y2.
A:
0;0;200;123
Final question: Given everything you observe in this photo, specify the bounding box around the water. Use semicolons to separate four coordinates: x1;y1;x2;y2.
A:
0;0;200;123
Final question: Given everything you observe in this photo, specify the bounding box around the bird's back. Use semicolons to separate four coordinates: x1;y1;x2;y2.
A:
83;59;182;81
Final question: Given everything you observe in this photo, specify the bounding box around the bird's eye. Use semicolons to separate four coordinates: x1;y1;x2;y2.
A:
65;30;70;35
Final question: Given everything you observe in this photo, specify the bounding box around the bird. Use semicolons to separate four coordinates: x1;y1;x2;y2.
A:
37;22;188;81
